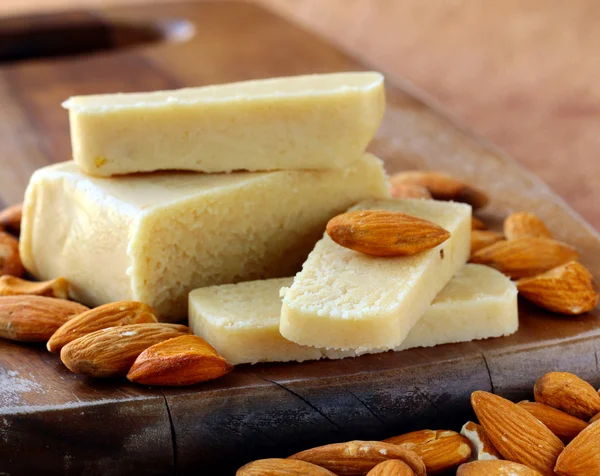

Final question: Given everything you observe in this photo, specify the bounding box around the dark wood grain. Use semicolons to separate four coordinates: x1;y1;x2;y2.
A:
0;2;599;475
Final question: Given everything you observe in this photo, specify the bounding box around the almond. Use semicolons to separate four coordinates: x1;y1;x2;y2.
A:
517;401;588;443
326;210;450;257
460;421;501;460
534;372;600;421
389;171;489;209
0;231;24;277
367;459;415;476
60;323;190;377
0;295;89;342
0;275;69;299
471;391;564;475
47;301;158;353
471;217;487;230
236;458;337;475
590;413;600;424
390;183;432;200
127;335;233;386
470;230;504;255
470;237;579;279
457;460;543;476
504;212;552;240
554;420;600;475
517;261;599;315
384;430;471;474
0;203;23;234
288;440;426;476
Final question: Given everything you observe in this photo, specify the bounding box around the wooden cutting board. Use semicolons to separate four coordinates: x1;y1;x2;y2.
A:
1;2;599;475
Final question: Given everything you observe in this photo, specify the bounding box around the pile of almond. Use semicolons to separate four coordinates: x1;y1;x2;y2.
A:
390;171;599;315
237;371;600;475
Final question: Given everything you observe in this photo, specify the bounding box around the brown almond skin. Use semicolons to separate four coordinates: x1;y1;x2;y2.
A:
47;301;158;353
367;459;415;476
517;401;588;443
384;429;471;474
0;203;23;234
534;372;600;420
390;183;432;200
60;323;190;377
289;440;426;476
389;171;489;209
504;211;552;240
554;420;600;476
471;391;564;475
0;275;69;299
326;210;450;257
127;335;233;386
470;230;504;255
517;261;599;315
470;237;579;279
457;460;543;476
236;458;337;475
0;295;89;342
0;231;24;277
471;217;487;230
590;413;600;424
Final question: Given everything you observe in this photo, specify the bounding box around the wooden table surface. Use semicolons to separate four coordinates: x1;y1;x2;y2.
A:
1;0;599;229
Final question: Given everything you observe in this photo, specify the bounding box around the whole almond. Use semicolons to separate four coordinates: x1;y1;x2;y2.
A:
127;335;233;386
47;301;158;353
517;261;599;315
460;421;501;460
471;217;487;230
457;460;543;476
289;440;426;476
504;212;552;240
0;203;23;234
554;420;600;475
534;372;600;420
60;323;190;377
390;183;432;200
389;171;489;209
367;459;415;476
517;401;588;443
471;230;504;255
0;295;89;342
385;430;471;474
471;391;564;475
326;210;450;257
470;237;579;279
236;458;336;475
0;231;24;277
0;275;69;299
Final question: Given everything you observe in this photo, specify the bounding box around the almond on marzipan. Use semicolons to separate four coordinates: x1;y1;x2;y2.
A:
554;420;600;476
0;275;69;299
289;440;426;476
384;429;471;474
517;401;588;443
367;459;415;476
236;458;337;476
47;301;158;353
0;231;24;277
389;171;489;210
470;237;578;279
471;391;564;475
326;210;450;257
457;460;543;476
0;203;23;234
534;372;600;421
517;261;599;315
0;295;88;342
60;323;190;378
390;183;432;200
127;335;233;386
504;211;551;240
470;230;504;255
460;421;501;460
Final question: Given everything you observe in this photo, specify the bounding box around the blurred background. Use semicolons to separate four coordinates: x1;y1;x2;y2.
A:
1;0;598;229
